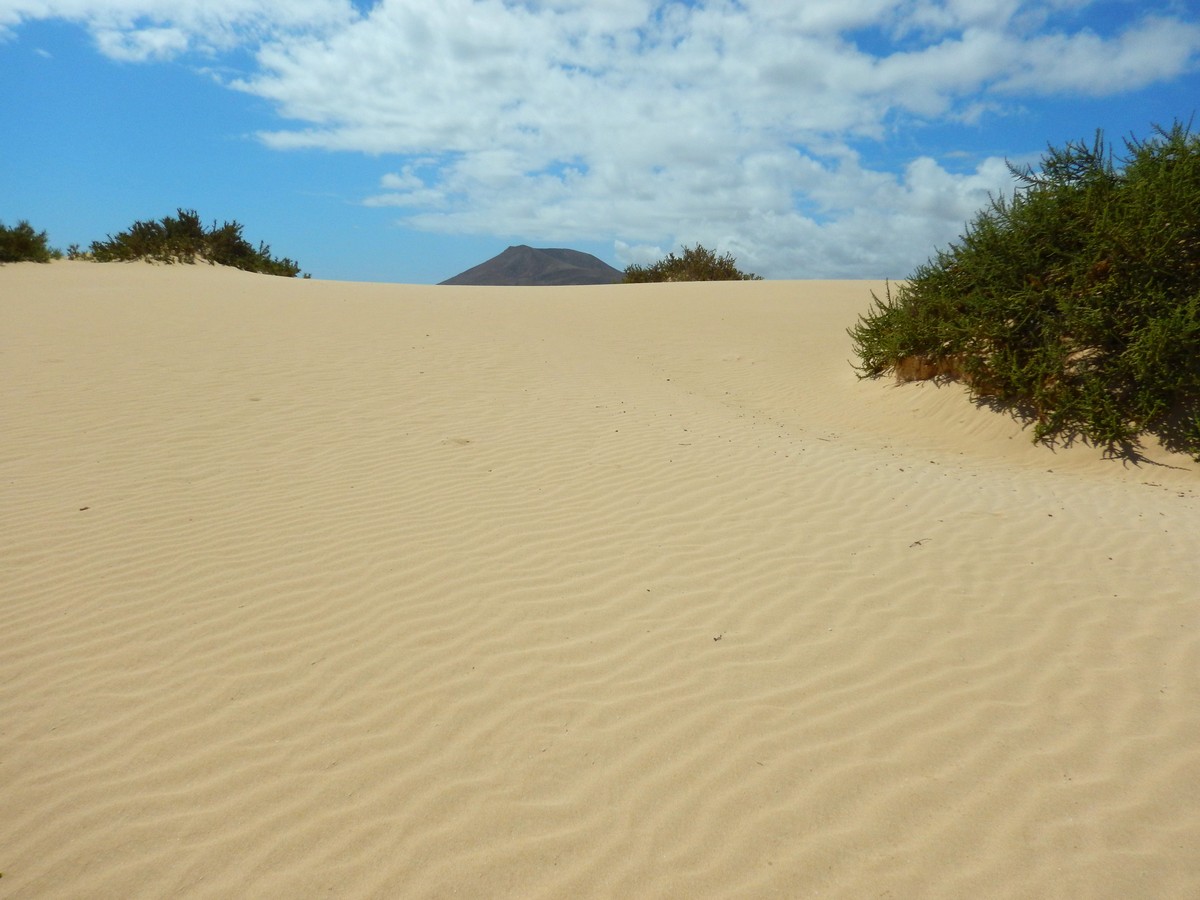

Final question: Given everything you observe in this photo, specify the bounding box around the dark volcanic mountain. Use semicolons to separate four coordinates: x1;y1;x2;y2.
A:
439;245;623;286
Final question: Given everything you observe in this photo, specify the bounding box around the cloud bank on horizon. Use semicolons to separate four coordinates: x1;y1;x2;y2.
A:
3;0;1200;279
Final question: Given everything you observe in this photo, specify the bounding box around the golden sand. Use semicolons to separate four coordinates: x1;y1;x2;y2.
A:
3;261;1198;897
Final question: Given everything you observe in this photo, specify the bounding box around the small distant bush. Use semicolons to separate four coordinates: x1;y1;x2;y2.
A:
90;208;304;277
849;121;1200;459
623;244;761;283
0;220;59;263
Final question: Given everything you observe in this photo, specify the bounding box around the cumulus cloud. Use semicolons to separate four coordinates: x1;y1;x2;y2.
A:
5;0;1200;275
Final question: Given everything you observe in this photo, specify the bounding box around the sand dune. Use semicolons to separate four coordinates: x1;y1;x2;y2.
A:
3;261;1198;898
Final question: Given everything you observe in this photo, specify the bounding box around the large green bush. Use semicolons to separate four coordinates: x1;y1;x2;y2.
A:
623;244;761;282
90;208;304;277
849;122;1200;459
0;220;59;263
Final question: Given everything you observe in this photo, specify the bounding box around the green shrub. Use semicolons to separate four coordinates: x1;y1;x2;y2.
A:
0;220;59;263
849;122;1200;459
623;244;761;283
90;208;304;277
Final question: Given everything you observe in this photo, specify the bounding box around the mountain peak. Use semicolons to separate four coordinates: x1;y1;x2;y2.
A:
439;245;623;286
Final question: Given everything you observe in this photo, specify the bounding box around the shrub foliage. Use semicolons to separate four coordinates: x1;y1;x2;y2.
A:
623;244;761;283
0;220;59;263
90;208;304;277
849;122;1200;458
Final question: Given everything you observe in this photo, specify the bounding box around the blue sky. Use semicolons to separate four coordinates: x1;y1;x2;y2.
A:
2;1;1199;283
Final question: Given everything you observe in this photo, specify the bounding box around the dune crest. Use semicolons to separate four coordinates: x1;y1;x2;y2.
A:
3;261;1198;898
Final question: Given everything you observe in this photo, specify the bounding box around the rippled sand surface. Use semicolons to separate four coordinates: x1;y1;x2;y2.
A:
3;261;1198;898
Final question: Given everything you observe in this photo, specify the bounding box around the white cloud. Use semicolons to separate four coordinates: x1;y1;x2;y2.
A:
996;15;1200;95
93;24;188;60
0;0;358;59
5;0;1200;275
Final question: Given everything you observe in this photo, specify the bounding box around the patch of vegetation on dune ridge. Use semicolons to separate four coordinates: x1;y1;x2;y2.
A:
88;208;305;277
0;220;60;263
1;209;306;276
849;121;1200;460
623;244;761;282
